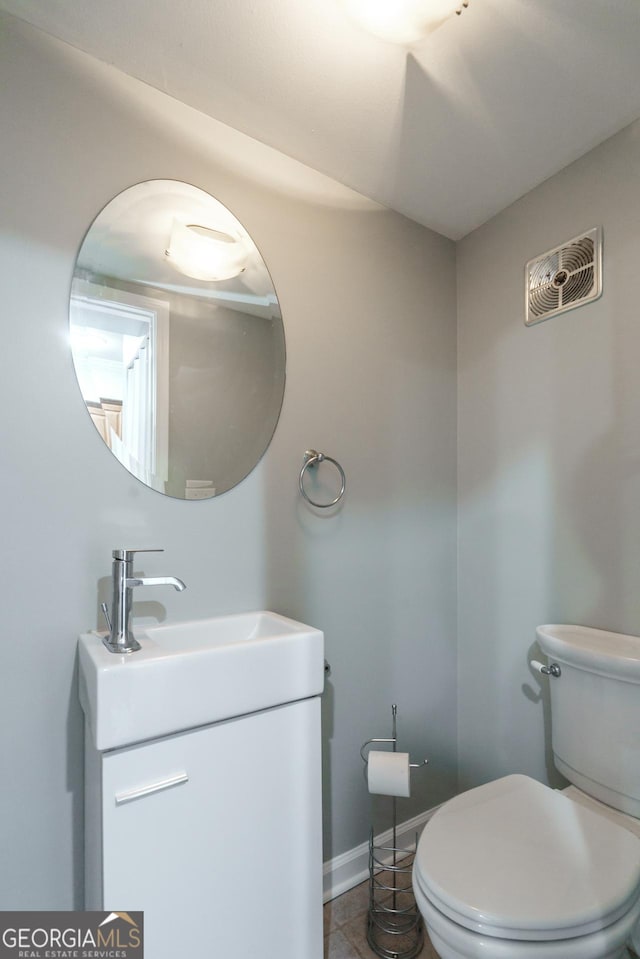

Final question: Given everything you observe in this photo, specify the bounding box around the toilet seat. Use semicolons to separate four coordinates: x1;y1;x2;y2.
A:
414;775;640;941
414;885;640;959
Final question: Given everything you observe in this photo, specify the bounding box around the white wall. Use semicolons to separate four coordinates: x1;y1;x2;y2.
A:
457;119;640;791
0;15;457;907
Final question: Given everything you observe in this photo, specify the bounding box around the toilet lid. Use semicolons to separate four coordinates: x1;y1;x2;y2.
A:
414;775;640;941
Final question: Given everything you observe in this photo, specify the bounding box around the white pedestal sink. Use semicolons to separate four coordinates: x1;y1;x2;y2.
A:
78;610;325;959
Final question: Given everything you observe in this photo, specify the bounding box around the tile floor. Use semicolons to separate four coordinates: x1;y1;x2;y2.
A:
323;875;438;959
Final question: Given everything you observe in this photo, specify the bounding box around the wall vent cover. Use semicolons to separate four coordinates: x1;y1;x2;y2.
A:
525;227;602;326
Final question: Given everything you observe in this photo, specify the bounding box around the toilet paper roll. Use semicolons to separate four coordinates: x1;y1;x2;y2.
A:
367;750;411;798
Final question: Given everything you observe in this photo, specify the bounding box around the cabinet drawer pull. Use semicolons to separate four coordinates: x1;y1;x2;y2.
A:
115;772;189;805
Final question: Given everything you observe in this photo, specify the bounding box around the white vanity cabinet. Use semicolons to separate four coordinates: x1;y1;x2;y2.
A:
84;697;323;959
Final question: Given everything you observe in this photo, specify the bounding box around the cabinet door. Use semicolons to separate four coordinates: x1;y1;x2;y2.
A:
101;698;322;959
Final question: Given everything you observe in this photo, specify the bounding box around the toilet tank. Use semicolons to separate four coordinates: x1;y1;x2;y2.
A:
537;624;640;818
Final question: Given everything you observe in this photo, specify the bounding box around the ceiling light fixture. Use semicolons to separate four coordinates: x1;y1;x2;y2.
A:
341;0;469;44
166;221;248;282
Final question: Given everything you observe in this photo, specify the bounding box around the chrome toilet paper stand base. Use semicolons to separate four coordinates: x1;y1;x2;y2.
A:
361;705;427;959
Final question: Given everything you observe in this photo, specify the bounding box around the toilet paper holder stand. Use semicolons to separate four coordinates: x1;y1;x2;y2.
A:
359;704;428;769
360;704;427;959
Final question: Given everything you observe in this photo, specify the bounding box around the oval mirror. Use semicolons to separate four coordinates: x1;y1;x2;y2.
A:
69;180;285;499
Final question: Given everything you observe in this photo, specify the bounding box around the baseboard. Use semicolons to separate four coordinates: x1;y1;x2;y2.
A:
322;803;442;903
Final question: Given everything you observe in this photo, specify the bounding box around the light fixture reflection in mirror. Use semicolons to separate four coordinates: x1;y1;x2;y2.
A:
69;180;285;500
166;221;249;281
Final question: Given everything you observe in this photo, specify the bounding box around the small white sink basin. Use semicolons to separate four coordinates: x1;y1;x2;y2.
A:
78;611;324;751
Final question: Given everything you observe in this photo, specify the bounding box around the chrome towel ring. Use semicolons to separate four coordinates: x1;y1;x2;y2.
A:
299;449;346;508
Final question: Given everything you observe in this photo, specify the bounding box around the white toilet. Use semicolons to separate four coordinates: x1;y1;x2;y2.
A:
413;624;640;959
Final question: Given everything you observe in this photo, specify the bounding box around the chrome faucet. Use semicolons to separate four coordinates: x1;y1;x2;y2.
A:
102;548;186;654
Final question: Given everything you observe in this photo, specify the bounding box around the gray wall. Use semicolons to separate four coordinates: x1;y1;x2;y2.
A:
0;15;457;908
167;301;284;498
457;120;640;791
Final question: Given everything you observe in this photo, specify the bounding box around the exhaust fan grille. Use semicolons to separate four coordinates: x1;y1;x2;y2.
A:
525;228;602;326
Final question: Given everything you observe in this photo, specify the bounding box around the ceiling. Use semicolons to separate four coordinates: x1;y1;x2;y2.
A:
2;0;640;239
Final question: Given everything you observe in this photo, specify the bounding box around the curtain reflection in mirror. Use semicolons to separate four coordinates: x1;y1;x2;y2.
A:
70;283;169;493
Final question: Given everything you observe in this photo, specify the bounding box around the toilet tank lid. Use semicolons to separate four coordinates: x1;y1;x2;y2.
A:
537;624;640;683
414;775;640;940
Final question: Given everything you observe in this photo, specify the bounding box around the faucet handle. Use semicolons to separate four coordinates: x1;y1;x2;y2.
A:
112;548;164;561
